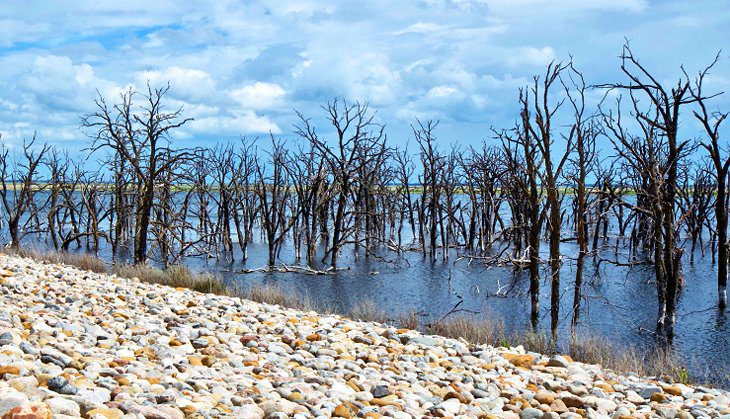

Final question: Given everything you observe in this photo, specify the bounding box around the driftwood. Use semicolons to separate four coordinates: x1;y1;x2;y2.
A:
431;299;480;324
234;264;350;275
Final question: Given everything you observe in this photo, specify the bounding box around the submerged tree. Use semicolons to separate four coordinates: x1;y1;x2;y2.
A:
523;61;574;341
296;99;386;268
0;136;50;249
687;53;729;310
561;63;597;330
83;83;193;264
600;42;704;336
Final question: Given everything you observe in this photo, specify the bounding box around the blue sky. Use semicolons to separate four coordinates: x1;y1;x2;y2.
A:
1;0;729;153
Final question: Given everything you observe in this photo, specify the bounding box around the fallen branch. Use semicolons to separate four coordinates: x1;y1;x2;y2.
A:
234;264;349;275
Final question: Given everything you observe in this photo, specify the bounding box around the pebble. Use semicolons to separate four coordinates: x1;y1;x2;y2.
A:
0;253;726;418
0;331;14;346
47;376;79;395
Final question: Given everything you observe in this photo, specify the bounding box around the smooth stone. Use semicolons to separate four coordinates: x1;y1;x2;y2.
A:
47;398;81;416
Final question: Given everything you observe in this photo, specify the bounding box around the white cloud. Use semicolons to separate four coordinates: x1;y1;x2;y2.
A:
484;0;648;14
505;46;556;67
393;22;445;35
21;55;111;112
0;98;18;112
137;67;216;102
427;85;459;98
231;82;286;110
191;112;281;134
0;0;728;148
0;19;49;47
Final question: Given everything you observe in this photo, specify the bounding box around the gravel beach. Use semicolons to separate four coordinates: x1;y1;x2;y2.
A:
0;254;728;419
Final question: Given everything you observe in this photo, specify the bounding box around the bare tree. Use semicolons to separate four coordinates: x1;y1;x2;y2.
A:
414;120;447;261
686;53;729;309
0;136;50;248
83;83;193;264
599;42;704;335
254;138;299;267
524;61;574;341
561;62;597;329
499;99;544;329
296;99;386;268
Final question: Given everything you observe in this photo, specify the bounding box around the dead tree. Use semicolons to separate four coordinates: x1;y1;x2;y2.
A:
392;145;416;252
296;99;385;268
0;136;50;248
83;83;193;264
254;138;299;267
231;139;258;261
677;161;714;265
524;61;574;340
459;145;503;253
562;63;597;329
499;100;544;329
78;169;110;254
210;144;237;258
686;54;729;309
599;42;702;335
414;120;446;261
286;145;330;265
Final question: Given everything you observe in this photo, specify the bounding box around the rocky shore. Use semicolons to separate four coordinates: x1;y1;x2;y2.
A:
0;254;728;419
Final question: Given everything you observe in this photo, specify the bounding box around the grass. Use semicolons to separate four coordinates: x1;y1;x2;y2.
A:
2;246;714;386
112;263;229;295
426;314;701;385
568;335;700;385
428;315;509;348
346;298;422;330
243;282;319;312
1;246;229;295
1;247;107;273
350;299;390;323
396;310;421;330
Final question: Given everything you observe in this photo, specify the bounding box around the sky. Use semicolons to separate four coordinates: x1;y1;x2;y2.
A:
1;0;729;155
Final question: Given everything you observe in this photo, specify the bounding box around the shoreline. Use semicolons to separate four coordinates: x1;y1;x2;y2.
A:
2;247;718;388
0;253;728;418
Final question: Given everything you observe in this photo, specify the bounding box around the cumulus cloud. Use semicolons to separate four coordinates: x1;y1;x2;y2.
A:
505;46;556;67
484;0;648;14
231;82;286;110
427;85;459;99
137;67;216;102
392;22;445;35
0;0;728;147
20;55;109;112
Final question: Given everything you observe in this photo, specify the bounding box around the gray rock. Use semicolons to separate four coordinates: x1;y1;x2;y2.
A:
654;406;678;418
40;347;73;368
156;389;177;403
410;336;441;346
19;342;38;355
0;331;14;346
47;376;79;395
520;407;544;419
372;385;390;398
192;338;209;349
